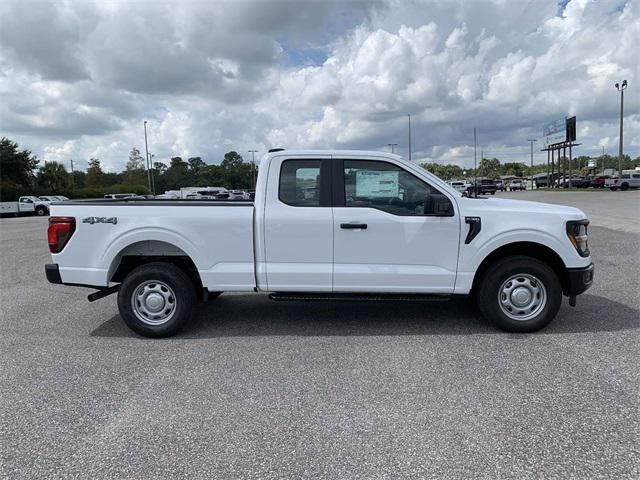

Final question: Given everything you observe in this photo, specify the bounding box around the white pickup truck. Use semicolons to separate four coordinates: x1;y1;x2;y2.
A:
1;196;51;216
46;149;593;337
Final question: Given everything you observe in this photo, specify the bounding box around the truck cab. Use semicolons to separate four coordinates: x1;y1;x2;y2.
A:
45;150;594;337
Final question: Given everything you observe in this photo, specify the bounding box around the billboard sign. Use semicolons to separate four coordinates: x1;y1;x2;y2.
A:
588;158;596;168
543;117;566;146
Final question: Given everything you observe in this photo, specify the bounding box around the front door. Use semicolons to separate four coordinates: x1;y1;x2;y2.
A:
332;159;460;293
263;156;334;291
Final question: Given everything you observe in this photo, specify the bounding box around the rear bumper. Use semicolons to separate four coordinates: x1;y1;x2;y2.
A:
45;263;62;284
566;263;594;296
45;263;104;289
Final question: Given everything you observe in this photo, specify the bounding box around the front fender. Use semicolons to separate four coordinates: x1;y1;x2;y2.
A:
469;229;572;272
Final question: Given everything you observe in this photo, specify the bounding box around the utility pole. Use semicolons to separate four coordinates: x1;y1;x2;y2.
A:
407;114;412;161
143;121;152;193
528;139;537;189
149;154;156;194
614;80;627;177
70;159;74;174
387;143;398;154
473;127;477;198
248;150;258;189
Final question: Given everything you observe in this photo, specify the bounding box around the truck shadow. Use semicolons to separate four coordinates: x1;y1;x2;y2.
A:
91;293;639;339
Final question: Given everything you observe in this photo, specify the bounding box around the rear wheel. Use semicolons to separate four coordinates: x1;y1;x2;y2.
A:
476;256;562;333
118;262;196;337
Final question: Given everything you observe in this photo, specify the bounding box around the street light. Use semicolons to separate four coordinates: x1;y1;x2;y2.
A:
528;139;537;189
614;80;627;177
407;114;412;161
248;150;258;189
143;121;153;193
388;143;398;153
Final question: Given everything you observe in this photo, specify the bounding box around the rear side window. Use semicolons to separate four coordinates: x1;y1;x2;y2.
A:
279;160;323;207
632;174;640;179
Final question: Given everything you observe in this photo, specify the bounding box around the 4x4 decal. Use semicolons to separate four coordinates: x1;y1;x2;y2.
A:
82;217;118;225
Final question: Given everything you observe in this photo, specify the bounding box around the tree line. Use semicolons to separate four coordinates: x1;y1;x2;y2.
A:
2;136;639;201
421;154;639;181
0;137;255;201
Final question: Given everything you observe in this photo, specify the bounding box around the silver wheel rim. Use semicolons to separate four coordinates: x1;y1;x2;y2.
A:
131;280;177;326
498;273;547;321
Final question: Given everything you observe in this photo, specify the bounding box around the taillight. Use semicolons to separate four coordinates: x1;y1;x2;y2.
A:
48;217;76;253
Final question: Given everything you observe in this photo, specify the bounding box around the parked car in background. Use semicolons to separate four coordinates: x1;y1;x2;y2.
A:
449;180;472;193
495;180;505;192
228;190;251;200
104;193;137;199
466;179;497;195
508;180;526;191
155;193;180;200
589;176;609;188
606;171;640;191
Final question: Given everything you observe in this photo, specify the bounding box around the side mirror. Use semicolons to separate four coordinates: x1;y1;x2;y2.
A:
425;194;454;216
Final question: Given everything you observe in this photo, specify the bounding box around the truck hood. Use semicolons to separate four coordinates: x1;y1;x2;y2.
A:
459;196;587;220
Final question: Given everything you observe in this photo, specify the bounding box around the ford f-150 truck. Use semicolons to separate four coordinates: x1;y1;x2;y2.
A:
45;150;593;337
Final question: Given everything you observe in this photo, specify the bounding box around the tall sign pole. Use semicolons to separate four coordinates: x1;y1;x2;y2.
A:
143;121;152;192
407;114;412;161
248;150;258;189
528;139;536;189
473;127;477;198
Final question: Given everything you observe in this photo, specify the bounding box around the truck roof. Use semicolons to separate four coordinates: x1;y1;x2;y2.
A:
265;149;404;160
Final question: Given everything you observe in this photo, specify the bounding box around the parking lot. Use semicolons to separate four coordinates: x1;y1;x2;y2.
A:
1;191;638;479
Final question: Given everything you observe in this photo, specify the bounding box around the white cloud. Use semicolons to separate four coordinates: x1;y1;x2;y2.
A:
0;0;638;172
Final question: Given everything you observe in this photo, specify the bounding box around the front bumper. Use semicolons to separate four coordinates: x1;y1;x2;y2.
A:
566;263;594;296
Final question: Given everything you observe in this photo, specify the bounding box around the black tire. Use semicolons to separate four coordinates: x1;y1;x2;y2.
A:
621;182;629;191
476;255;562;333
36;206;48;216
117;262;197;338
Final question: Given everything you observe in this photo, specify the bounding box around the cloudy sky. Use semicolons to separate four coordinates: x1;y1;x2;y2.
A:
0;0;638;172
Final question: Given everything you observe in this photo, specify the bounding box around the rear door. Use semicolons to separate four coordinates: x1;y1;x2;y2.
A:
263;155;334;291
332;158;460;293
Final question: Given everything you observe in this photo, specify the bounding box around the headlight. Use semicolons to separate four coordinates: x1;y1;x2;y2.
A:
567;220;589;257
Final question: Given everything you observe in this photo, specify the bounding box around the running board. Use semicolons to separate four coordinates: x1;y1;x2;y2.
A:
268;292;451;302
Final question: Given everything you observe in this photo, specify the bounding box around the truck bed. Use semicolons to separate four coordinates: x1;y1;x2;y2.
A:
50;200;256;290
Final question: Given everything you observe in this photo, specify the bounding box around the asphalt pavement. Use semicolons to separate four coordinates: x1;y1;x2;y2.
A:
1;191;638;479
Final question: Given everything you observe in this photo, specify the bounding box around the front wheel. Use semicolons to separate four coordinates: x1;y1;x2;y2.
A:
476;256;562;333
35;206;48;216
117;262;197;338
621;182;629;191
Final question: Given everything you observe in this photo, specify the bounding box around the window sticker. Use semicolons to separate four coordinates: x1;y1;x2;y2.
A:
356;170;399;198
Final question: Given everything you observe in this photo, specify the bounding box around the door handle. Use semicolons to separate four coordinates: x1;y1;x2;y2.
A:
340;223;367;229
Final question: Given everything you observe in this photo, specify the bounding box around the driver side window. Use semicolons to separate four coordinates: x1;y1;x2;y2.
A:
343;160;449;216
